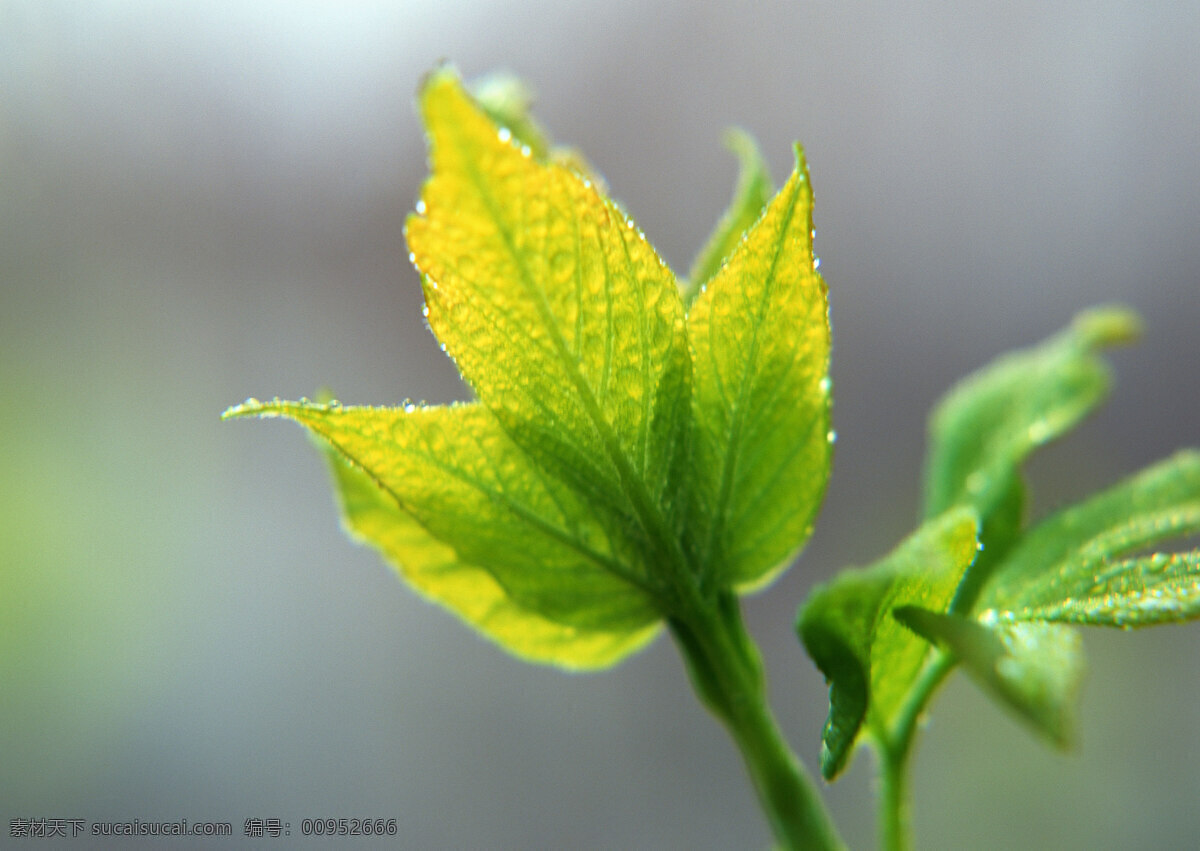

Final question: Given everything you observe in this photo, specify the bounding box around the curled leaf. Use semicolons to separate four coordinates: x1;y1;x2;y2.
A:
924;305;1140;522
922;305;1141;610
797;508;979;779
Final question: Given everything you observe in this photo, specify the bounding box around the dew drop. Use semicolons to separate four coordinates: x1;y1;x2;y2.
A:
243;397;261;408
414;199;427;215
327;399;341;409
404;401;417;413
408;251;417;264
812;257;822;270
421;305;430;317
818;376;832;394
826;429;838;444
520;144;531;157
497;127;512;144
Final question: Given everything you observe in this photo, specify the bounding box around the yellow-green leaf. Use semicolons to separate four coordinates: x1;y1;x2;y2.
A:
226;68;843;677
225;399;660;641
322;428;658;669
687;146;831;590
406;68;692;545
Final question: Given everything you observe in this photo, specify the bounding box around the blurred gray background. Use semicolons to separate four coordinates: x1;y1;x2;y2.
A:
3;1;1198;848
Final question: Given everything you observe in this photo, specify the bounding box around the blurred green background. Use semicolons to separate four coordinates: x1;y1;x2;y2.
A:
3;2;1198;847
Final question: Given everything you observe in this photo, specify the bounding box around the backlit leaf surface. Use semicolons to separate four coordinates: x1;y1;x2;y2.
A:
322;427;658;668
227;68;835;669
687;146;831;590
406;69;692;546
227;399;660;638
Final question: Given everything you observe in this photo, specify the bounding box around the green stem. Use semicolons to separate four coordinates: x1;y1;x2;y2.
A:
876;650;957;851
877;739;910;851
670;593;845;851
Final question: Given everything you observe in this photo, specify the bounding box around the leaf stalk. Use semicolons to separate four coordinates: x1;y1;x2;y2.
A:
670;593;845;851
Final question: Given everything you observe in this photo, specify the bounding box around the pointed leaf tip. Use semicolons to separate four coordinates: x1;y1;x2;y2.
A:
1072;304;1142;348
791;142;809;176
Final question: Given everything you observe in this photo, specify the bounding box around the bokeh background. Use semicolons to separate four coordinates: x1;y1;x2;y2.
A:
4;2;1198;848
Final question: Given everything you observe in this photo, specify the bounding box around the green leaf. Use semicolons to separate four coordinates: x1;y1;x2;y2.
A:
321;426;659;669
226;399;661;639
980;450;1200;628
406;68;693;554
894;608;1083;748
1006;551;1200;627
227;68;838;674
684;129;774;303
922;306;1141;609
686;145;831;591
924;306;1140;522
797;508;979;779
